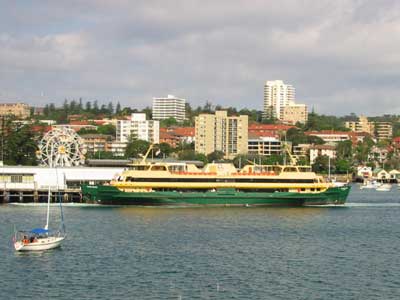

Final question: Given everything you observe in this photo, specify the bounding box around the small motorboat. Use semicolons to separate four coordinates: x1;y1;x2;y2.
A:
376;184;392;192
360;180;380;189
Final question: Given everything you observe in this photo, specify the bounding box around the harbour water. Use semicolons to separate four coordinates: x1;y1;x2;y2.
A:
1;184;400;299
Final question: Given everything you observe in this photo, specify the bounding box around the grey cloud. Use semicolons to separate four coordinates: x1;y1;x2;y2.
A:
0;0;400;114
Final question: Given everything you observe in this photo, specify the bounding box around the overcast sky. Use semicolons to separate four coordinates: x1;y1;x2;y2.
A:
1;0;400;116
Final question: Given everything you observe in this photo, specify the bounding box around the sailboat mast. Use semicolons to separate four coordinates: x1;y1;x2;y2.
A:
45;185;50;230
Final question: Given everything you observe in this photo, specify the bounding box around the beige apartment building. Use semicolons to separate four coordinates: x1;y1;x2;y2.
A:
195;111;248;159
345;115;392;140
281;104;308;125
0;103;30;119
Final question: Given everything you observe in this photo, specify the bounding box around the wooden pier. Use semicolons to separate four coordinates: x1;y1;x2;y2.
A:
0;188;83;204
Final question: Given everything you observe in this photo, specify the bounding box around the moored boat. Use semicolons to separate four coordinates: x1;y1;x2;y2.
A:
13;187;66;251
376;184;392;192
81;146;350;206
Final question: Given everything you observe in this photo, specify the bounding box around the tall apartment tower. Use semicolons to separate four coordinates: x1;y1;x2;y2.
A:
152;95;186;122
116;113;159;143
195;111;248;159
263;80;307;124
263;80;295;120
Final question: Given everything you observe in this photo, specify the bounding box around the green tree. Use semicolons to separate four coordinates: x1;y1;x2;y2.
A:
312;155;331;174
286;128;324;146
157;143;173;157
116;102;121;114
336;140;353;160
160;118;178;128
107;102;114;115
2;122;38;165
178;150;208;164
125;139;150;158
97;124;116;136
207;151;225;162
335;159;351;174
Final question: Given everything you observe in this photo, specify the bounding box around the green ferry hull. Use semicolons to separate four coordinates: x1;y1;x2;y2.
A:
81;185;351;206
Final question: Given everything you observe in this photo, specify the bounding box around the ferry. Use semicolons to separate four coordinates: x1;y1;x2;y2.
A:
81;146;350;206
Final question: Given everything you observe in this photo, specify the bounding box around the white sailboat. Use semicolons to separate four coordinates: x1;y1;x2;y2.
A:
13;186;66;251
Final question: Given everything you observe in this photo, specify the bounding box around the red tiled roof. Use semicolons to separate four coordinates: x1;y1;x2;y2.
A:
173;127;195;136
393;137;400;143
31;125;52;133
69;120;89;125
248;123;295;131
161;127;195;137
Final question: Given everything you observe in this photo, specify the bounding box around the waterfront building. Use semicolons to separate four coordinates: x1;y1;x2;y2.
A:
263;80;308;124
195;111;248;159
116;113;159;143
0;166;124;202
389;169;400;182
152;95;186;122
357;166;373;179
0;103;30;119
372;168;390;181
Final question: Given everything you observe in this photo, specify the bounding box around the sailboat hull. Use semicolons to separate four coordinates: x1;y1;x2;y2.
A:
14;236;65;251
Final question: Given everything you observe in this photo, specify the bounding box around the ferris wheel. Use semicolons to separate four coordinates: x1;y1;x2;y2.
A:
37;127;87;167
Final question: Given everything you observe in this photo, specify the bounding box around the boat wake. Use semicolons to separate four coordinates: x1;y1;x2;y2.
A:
8;202;103;207
308;202;400;208
345;202;400;207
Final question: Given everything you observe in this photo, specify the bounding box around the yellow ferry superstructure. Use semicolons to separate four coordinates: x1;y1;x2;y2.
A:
111;161;331;193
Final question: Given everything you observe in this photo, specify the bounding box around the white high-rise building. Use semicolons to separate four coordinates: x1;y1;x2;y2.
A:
263;80;295;120
152;95;186;122
263;80;307;124
116;113;159;143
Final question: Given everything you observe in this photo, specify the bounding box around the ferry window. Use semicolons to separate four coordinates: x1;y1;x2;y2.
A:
169;165;186;172
22;175;34;183
151;165;167;171
130;165;150;171
11;175;23;183
283;167;298;172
